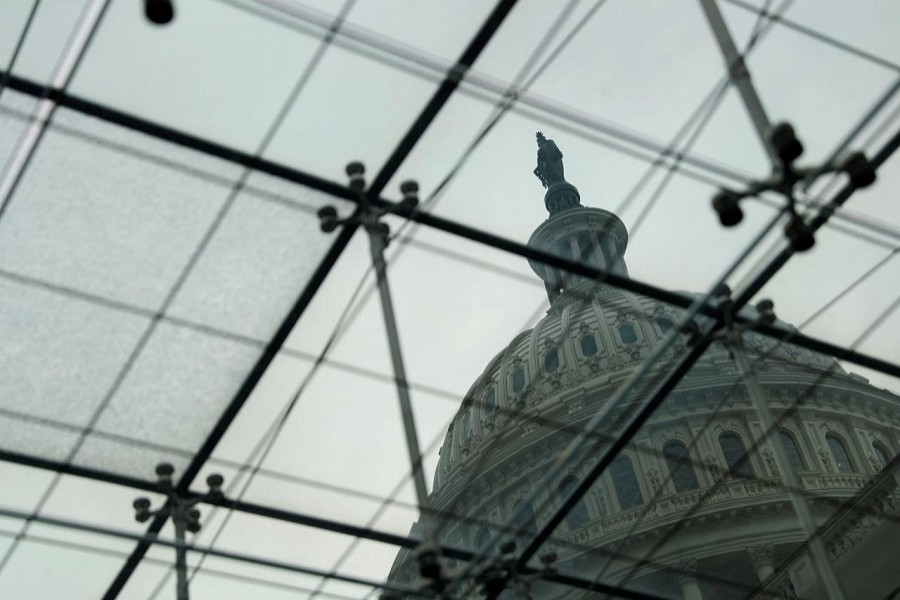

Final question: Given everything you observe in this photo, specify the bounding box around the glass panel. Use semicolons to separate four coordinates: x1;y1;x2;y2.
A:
73;321;262;475
0;108;240;311
263;46;437;184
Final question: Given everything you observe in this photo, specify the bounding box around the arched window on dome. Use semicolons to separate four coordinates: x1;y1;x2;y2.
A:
580;333;598;357
826;434;854;473
511;500;537;537
657;316;674;335
461;411;472;442
873;441;891;468
663;441;699;492
483;387;496;417
719;433;753;478
558;475;590;529
511;366;526;394
610;455;643;509
779;431;805;472
544;348;560;373
619;323;637;344
474;527;490;549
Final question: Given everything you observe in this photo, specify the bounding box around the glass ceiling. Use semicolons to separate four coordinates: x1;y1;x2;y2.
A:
1;0;899;599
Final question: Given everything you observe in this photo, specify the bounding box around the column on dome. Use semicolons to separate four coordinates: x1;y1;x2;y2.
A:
673;558;703;600
747;544;776;583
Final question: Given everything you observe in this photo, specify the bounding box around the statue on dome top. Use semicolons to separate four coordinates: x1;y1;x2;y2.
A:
533;131;565;188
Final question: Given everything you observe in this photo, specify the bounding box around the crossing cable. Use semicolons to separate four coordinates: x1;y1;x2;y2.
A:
722;0;900;74
0;0;40;102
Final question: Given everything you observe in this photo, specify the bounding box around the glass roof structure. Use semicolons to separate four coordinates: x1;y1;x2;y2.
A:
1;0;899;598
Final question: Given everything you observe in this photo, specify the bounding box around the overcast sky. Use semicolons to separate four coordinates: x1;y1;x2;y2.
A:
1;0;899;598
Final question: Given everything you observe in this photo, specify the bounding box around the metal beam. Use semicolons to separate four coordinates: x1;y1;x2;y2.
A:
368;0;519;196
0;70;359;206
698;0;778;165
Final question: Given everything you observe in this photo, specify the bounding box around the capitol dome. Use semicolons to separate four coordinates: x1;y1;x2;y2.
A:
389;135;900;600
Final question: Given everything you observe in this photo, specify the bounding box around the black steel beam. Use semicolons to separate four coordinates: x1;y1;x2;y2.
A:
0;449;156;493
0;70;358;206
367;0;519;196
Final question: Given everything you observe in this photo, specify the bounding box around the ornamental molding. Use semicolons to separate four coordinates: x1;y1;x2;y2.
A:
746;543;775;569
672;558;698;586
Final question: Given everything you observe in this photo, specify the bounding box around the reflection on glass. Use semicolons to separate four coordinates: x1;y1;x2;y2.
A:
663;441;699;492
826;434;854;473
610;455;643;509
719;433;753;478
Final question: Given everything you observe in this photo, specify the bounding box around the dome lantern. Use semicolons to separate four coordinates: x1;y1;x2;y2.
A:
527;132;630;304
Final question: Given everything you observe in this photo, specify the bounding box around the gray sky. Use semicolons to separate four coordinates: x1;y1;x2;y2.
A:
1;0;899;598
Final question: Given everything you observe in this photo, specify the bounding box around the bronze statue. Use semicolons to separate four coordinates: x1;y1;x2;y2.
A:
533;131;565;188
